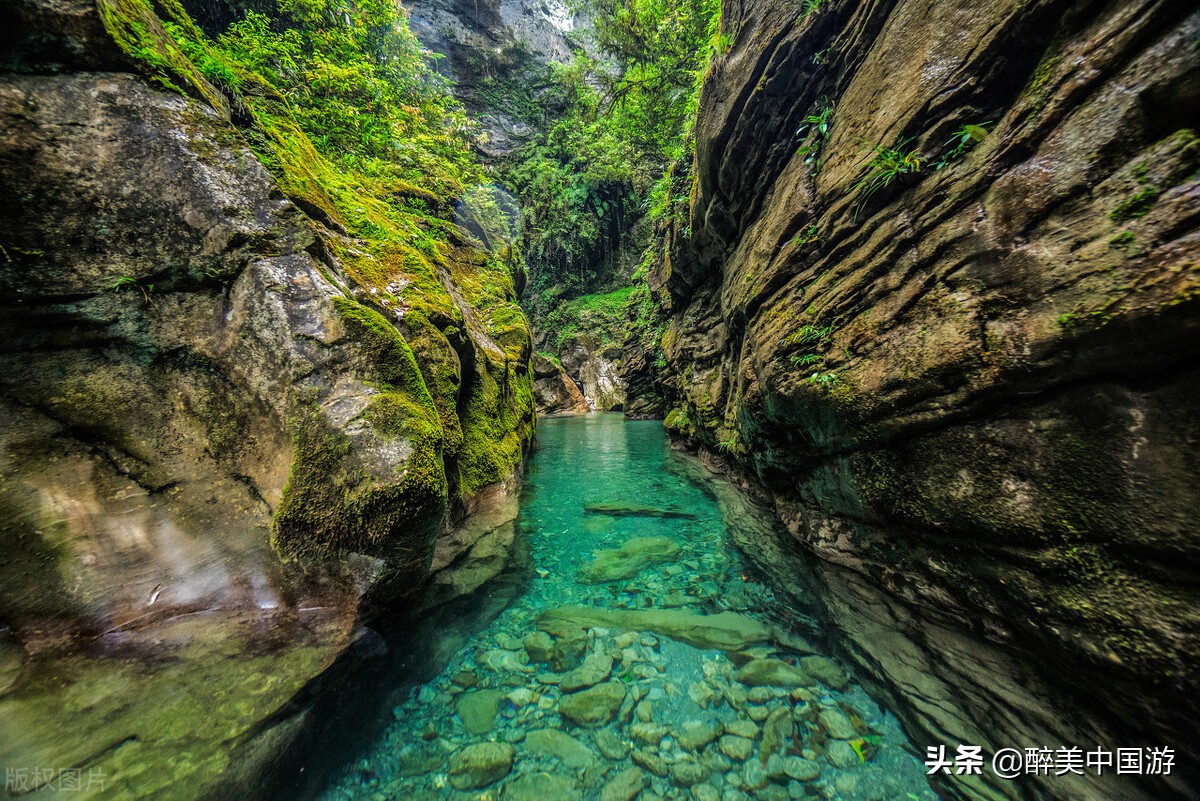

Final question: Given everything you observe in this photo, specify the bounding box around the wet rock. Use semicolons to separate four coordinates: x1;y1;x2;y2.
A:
525;728;597;768
560;653;614;692
583;504;698;520
595;728;632;760
824;740;859;769
677;720;724;752
558;681;626;727
504;771;581;801
631;749;669;777
747;706;770;722
733;660;811;688
498;634;525;651
635;699;653;722
718;735;754;761
452;670;479;688
479;649;534;674
629;722;670;746
741;759;768;790
692;784;720;801
817;709;857;740
506;688;537;709
782;756;820;781
397;742;445;776
760;708;793;761
599;767;646;801
457;689;505;735
538;607;770;651
524;632;555;663
578;537;683;584
725;720;759;739
799;657;848;690
688;682;719;709
448;742;515;789
670;757;710;787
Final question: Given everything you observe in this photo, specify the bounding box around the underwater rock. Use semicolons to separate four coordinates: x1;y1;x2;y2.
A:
631;748;669;777
629;722;670;746
524;728;597;768
798;657;847;690
823;740;859;770
577;537;682;584
760;708;793;762
583;504;699;520
599;766;645;801
732;659;811;688
523;632;555;663
817;708;857;740
670;756;710;787
558;681;626;727
725;720;759;740
782;756;820;781
396;742;446;777
559;653;614;692
479;649;535;674
503;771;581;801
677;719;724;752
718;735;754;762
594;728;631;760
538;607;770;651
457;689;505;735
448;742;515;790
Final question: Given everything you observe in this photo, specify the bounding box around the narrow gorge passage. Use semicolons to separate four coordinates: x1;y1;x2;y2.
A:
1;0;1196;799
319;414;936;801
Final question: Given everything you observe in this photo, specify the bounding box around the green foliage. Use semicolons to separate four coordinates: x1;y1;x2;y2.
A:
934;122;990;170
1109;187;1160;223
852;139;922;218
508;0;721;312
542;286;639;349
796;102;833;173
785;224;820;250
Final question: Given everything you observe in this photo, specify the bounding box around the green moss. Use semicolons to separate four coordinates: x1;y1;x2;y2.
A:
96;0;230;117
271;300;448;560
1108;187;1160;222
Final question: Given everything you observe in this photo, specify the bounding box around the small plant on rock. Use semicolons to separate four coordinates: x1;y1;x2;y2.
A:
934;122;991;170
852;139;922;218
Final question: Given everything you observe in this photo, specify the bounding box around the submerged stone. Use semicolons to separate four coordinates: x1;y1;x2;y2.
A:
559;653;614;691
457;689;504;735
595;728;632;760
599;766;645;801
503;771;581;801
558;681;626;727
448;742;515;790
524;728;597;768
537;607;770;651
817;708;857;740
677;719;724;751
578;536;682;584
733;659;812;687
718;735;754;761
583;503;699;520
799;656;848;690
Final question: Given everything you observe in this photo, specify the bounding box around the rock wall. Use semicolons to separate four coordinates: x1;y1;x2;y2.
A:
405;0;585;159
0;1;533;796
655;1;1200;800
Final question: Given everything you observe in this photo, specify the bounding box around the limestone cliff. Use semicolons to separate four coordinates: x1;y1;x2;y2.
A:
0;0;533;795
652;1;1200;800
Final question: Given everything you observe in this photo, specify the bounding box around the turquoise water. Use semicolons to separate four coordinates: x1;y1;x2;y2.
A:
321;414;938;801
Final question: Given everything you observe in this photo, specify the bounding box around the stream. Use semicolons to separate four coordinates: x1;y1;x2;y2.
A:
318;414;939;801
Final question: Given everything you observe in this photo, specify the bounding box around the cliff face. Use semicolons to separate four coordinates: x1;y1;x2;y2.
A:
655;1;1200;799
0;1;533;795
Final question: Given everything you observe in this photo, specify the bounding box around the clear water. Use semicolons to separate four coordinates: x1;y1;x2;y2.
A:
320;414;938;801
